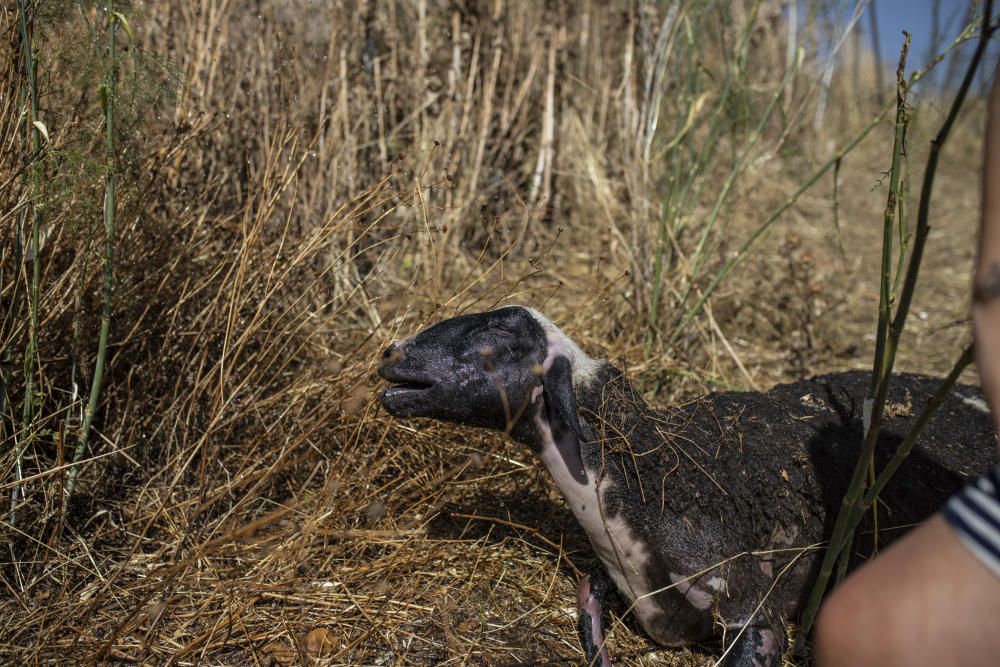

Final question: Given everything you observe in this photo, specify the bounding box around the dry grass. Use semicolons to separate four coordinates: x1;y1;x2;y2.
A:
0;1;989;664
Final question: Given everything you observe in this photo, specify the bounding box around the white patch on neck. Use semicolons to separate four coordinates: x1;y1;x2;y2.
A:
519;307;700;635
521;307;602;387
548;459;661;634
532;416;666;635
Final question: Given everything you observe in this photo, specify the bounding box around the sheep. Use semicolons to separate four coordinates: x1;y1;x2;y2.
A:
377;305;997;666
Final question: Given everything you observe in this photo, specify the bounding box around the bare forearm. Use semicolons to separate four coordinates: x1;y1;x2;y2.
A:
975;69;1000;442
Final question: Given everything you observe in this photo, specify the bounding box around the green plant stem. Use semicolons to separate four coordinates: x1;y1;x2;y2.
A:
648;4;739;339
667;2;758;248
686;2;765;270
870;33;910;403
862;345;975;512
65;2;118;510
69;226;96;420
853;32;911;577
892;166;911;299
698;48;802;272
892;27;993;353
821;36;911;594
0;232;22;485
12;0;42;521
832;156;845;261
796;2;994;648
648;167;679;341
668;109;886;345
833;528;851;584
825;343;974;589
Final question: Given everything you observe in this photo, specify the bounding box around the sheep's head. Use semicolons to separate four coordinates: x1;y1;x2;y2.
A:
378;306;547;432
377;307;596;478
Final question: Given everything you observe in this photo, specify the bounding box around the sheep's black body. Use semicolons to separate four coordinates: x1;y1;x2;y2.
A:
377;306;997;666
574;365;995;654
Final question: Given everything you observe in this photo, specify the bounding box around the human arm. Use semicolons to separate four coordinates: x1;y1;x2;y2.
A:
974;65;1000;442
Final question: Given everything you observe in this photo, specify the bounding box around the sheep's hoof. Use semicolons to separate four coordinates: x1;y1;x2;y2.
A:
577;572;613;667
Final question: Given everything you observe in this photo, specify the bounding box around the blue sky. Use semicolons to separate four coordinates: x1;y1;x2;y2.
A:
871;0;966;65
821;0;998;91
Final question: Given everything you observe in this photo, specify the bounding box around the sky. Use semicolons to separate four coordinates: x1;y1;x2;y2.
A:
822;0;998;92
870;0;967;65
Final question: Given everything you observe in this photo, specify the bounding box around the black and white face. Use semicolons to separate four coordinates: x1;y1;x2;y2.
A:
377;306;549;433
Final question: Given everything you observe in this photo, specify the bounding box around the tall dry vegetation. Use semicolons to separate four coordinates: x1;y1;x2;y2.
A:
0;1;988;664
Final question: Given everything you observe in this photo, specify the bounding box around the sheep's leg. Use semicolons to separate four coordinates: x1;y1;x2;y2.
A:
721;617;785;667
577;569;613;667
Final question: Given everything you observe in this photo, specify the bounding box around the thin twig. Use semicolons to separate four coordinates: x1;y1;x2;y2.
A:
64;2;120;513
12;0;43;523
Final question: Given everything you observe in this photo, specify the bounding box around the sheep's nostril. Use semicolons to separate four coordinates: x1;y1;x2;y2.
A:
380;344;404;369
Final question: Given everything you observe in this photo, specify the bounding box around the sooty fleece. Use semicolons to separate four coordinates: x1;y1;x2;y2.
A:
577;365;993;639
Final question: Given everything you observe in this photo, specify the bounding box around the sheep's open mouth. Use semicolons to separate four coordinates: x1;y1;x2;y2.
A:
377;361;437;415
382;380;433;395
380;379;435;414
382;378;434;412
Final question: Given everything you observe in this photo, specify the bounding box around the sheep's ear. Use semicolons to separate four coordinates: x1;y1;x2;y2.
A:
542;355;588;484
